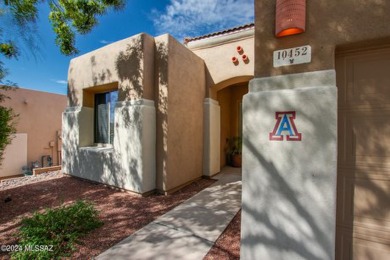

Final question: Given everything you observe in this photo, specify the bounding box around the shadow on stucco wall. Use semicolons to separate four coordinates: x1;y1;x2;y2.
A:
155;41;168;192
91;56;113;86
67;70;78;107
110;104;143;191
62;110;80;176
243;140;331;260
241;85;390;259
116;38;144;101
241;89;337;259
205;66;214;98
62;105;145;193
64;36;152;193
99;37;147;191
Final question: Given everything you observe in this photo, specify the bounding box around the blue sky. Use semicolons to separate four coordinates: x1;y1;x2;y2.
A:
2;0;254;95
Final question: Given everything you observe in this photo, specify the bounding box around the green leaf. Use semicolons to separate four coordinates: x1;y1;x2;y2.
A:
0;42;19;58
11;200;103;259
48;0;125;55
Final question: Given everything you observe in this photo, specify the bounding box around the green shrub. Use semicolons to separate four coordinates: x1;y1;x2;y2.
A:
11;200;103;260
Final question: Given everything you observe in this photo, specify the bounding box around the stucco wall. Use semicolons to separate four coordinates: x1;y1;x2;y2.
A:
0;133;27;178
255;0;390;77
243;1;390;258
62;101;156;193
241;70;338;259
155;34;206;192
188;30;254;98
63;33;156;194
230;84;248;137
68;33;155;105
1;88;66;168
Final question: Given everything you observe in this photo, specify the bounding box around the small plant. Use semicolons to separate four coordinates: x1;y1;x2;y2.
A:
226;137;242;167
11;200;103;259
227;137;242;155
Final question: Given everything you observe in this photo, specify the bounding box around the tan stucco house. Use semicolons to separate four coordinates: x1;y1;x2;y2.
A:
62;24;254;194
1;88;66;178
63;0;390;258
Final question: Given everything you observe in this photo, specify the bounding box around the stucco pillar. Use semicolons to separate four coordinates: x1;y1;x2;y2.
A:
113;99;156;193
203;98;221;176
62;106;90;175
241;70;337;259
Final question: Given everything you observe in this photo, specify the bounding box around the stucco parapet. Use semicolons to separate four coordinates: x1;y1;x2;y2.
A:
69;33;151;64
249;69;336;92
154;34;170;49
154;33;170;41
67;33;155;105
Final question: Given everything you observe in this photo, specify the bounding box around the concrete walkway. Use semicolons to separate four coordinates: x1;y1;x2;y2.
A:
97;167;242;260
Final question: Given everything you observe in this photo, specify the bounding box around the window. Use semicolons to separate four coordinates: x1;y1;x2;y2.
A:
94;90;118;144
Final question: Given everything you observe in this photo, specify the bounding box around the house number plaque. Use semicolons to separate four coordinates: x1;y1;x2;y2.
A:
273;45;311;67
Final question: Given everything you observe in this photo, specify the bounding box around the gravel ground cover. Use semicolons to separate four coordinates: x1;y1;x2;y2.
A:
204;210;241;260
0;171;63;191
0;172;241;259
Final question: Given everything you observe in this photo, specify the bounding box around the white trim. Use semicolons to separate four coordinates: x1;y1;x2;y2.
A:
79;146;113;153
204;98;220;106
203;98;221;176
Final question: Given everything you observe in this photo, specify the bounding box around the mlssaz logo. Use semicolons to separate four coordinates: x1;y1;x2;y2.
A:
269;111;302;141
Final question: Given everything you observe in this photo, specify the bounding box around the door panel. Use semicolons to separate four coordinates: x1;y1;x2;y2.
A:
336;47;390;260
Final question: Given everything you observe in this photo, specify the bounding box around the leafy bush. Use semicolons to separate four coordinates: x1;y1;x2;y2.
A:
11;200;103;259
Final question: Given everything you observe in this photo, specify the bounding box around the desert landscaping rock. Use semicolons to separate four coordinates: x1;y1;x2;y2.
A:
0;171;63;191
0;173;223;259
0;170;241;259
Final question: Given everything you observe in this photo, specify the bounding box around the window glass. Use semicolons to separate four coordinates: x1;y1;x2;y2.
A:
94;90;118;144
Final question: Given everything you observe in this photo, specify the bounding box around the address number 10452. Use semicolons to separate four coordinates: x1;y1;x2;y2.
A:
273;45;311;67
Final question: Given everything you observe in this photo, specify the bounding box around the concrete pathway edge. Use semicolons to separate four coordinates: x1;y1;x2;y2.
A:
97;167;242;260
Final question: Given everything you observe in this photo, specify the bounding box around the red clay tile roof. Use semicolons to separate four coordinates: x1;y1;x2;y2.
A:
184;23;255;44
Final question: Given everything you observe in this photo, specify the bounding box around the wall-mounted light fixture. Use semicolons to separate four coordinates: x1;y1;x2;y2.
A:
275;0;306;37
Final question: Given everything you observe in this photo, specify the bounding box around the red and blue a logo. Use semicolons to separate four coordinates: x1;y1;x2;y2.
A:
269;111;302;141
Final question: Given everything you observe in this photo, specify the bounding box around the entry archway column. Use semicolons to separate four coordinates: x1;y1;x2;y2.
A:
203;98;221;176
241;70;337;259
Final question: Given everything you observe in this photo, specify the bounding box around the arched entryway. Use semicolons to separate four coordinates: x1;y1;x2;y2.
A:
202;76;252;177
217;82;248;168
